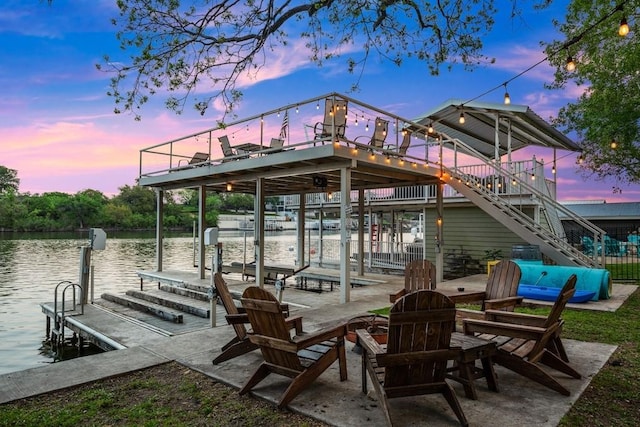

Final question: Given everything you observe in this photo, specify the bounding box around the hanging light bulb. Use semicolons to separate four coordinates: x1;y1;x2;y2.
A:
566;54;576;72
355;116;359;126
365;121;369;132
503;83;511;105
295;105;299;113
619;17;629;37
428;122;434;133
552;165;556;174
316;101;320;109
226;183;233;192
611;139;618;149
459;111;465;124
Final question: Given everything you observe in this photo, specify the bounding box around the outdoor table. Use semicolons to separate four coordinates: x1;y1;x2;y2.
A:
448;332;499;400
234;142;264;154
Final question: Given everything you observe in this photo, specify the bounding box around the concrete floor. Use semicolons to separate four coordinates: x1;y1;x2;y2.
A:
1;270;631;426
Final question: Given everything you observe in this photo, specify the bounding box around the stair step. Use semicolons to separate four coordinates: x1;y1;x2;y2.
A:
101;292;184;323
126;289;210;318
159;284;210;301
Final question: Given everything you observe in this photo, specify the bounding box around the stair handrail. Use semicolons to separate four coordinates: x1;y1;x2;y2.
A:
443;137;605;266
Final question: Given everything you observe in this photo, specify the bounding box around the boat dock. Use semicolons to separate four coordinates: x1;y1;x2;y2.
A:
2;269;634;426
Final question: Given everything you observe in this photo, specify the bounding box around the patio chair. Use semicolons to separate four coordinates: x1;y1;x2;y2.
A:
218;135;236;159
177;151;209;168
455;259;523;322
389;259;436;303
369;117;389;149
238;286;348;408
269;138;284;152
357;290;468;427
211;273;301;365
314;98;347;141
463;274;581;396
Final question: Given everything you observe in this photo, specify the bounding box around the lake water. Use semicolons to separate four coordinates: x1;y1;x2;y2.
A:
0;231;303;376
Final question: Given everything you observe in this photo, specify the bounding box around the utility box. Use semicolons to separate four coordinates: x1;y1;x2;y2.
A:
90;228;107;250
204;227;219;246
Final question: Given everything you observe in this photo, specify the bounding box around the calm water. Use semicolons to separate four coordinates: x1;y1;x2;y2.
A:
0;231;302;376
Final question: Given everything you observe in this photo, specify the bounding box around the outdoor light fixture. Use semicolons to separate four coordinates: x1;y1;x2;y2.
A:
619;17;629;36
226;183;233;192
566;54;576;72
611;139;618;149
436;217;443;226
503;84;511;105
428;122;434;133
459;111;465;124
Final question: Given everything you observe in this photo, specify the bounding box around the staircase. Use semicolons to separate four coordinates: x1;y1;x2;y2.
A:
443;140;605;268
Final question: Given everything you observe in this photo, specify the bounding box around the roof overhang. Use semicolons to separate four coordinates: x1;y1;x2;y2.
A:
413;99;580;157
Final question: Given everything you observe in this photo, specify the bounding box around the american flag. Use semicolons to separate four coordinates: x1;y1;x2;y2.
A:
279;110;289;140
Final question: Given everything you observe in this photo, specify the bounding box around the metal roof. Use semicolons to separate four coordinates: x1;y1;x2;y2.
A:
559;202;640;220
413;99;580;157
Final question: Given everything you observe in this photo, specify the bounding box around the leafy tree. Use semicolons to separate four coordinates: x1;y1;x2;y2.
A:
0;166;19;195
67;189;108;229
112;185;157;216
99;0;550;119
545;0;640;185
221;193;254;213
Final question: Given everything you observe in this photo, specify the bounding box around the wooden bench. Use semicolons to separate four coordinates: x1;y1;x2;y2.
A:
222;262;308;286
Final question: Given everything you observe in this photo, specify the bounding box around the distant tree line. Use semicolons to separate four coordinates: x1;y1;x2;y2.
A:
0;166;263;232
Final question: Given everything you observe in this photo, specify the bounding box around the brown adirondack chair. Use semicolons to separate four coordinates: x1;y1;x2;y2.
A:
238;286;348;408
357;290;468;427
211;273;300;365
456;259;523;321
463;274;581;396
389;259;437;303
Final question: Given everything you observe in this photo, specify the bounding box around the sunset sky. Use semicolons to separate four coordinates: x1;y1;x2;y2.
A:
1;1;638;202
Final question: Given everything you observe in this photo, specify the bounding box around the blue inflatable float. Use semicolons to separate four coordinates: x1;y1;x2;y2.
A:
513;260;612;302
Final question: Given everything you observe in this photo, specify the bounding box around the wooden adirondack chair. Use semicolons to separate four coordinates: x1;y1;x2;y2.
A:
211;273;301;365
238;286;348;408
357;290;468;427
463;274;581;396
389;259;437;303
456;259;523;321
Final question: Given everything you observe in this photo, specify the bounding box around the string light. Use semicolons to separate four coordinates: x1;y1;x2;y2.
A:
454;1;631;110
428;122;434;133
503;83;511;105
611;139;618;149
565;52;576;72
459;111;465;124
619;17;629;36
295;105;299;113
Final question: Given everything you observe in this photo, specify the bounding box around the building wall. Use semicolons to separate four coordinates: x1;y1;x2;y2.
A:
423;206;534;276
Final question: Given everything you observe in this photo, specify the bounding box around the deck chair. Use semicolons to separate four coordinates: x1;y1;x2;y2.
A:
463;274;581;396
455;259;523;322
398;130;411;156
177;151;209;168
357;290;468;427
238;286;348;408
211;273;301;365
389;259;436;303
314;98;347;141
369;117;389;149
269;138;284;152
219;135;234;157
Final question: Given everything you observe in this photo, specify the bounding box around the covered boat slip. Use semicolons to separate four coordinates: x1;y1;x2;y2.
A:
137;92;589;304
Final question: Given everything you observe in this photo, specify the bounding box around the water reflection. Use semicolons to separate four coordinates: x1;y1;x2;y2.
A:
0;231;300;375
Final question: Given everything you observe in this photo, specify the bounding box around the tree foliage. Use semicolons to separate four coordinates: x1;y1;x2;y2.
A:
0;166;19;195
99;0;543;119
545;0;640;185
